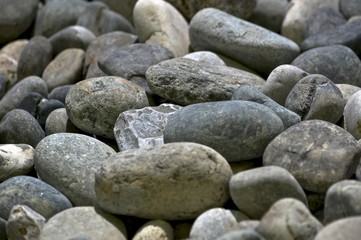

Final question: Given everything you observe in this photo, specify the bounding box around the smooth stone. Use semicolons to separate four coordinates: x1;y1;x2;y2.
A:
17;36;53;81
164;101;284;162
145;58;265;105
0;76;48;120
0;176;72;220
114;103;181;151
0;75;6;99
292;45;361;87
65;76;149;139
232;85;301;128
96;0;137;23
133;220;173;240
189;208;238;240
216;53;261;75
18;92;44;117
257;198;323;240
0;218;6;240
6;205;45;240
0;53;18;90
340;0;361;18
133;0;190;57
189;8;300;76
263;120;360;193
85;62;108;79
216;229;265;240
39;207;127;240
0;39;29;62
45;108;80;135
0;144;34;182
314;216;361;240
182;51;226;66
48;84;73;104
336;84;361;101
95;142;233;220
0;109;45;148
343;90;361;139
42;48;84;91
35;133;116;206
37;99;65;127
230;166;308;220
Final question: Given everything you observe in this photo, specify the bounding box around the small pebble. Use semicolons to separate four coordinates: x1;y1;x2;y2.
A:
133;220;173;240
343;90;361;139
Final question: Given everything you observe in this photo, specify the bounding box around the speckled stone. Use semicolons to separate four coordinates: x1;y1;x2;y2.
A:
343;90;361;139
133;220;173;240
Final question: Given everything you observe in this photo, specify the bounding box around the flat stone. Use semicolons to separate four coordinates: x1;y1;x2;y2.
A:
340;0;361;19
164;101;284;162
315;216;361;240
133;220;173;240
182;51;226;66
95;142;232;220
336;84;361;101
343;90;361;139
189;8;300;76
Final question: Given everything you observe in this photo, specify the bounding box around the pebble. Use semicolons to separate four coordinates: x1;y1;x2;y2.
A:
95;142;233;220
37;99;65;127
343;88;361;139
0;39;28;62
0;176;72;220
189;8;300;76
133;220;173;240
18;92;44;117
45;108;78;135
336;84;361;101
0;218;6;240
263;120;360;193
216;229;265;240
182;51;226;66
340;0;361;19
34;133;116;206
0;53;18;91
96;0;136;23
164;101;284;162
48;84;73;104
314;216;361;240
0;75;6;99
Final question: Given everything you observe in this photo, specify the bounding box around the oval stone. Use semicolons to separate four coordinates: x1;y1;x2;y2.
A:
314;216;361;240
133;220;173;240
344;90;361;139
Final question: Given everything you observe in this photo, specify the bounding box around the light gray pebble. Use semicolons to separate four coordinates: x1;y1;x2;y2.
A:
182;51;226;66
343;90;361;139
133;220;173;240
314;216;361;240
336;84;361;102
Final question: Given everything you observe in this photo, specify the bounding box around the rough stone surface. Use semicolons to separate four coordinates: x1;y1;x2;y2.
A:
133;220;173;240
340;0;361;19
96;0;137;23
95;142;233;220
344;90;361;139
182;51;226;66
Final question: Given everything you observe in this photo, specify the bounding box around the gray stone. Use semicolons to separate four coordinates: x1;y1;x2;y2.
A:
96;0;137;23
0;39;28;63
145;58;265;105
39;207;127;240
37;99;65;127
216;229;265;240
133;0;190;57
232;85;301;128
263;120;360;193
48;84;73;104
189;8;300;76
65;76;149;139
182;51;226;66
133;220;173;240
340;0;361;19
6;205;46;240
0;144;34;182
0;54;18;91
257;198;323;240
0;218;5;240
0;75;6;99
229;166;308;220
315;216;361;240
343;90;361;139
18;92;44;117
35;133;116;206
291;45;361;87
336;84;361;101
0;176;72;220
164;101;284;162
45;108;80;135
95;142;232;220
114;103;181;151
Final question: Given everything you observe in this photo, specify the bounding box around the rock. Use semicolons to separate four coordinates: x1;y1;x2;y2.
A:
45;108;80;135
0;39;29;62
344;90;361;139
291;45;361;87
189;8;300;76
133;0;190;57
145;58;265;105
18;92;44;117
0;76;48;120
0;53;18;90
0;218;5;240
17;36;53;81
257;198;323;240
189;208;238;240
114;103;181;151
39;207;127;240
37;99;65;127
35;133;116;206
232;85;301;128
0;0;38;44
217;229;265;240
182;51;226;66
263;120;360;193
164;101;284;162
95;142;232;220
97;0;137;23
0;144;34;182
0;75;6;99
65;76;149;139
306;192;325;213
336;84;361;101
48;84;73;104
6;205;46;240
0;109;45;148
0;176;72;220
133;220;173;240
340;0;361;19
316;217;361;240
229;166;308;220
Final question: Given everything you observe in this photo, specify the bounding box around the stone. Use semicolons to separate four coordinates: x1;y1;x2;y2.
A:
164;101;284;162
182;51;226;66
229;166;308;220
306;192;325;213
336;84;361;101
0;144;34;182
257;198;323;240
189;8;300;76
95;142;233;220
18;92;45;117
263;120;360;193
217;229;265;240
35;133;116;206
6;205;46;240
45;108;80;135
42;48;84;91
114;103;181;151
0;218;5;240
0;53;18;90
232;85;301;128
17;36;53;81
0;109;45;148
65;76;149;139
315;216;361;240
0;75;6;99
343;90;361;139
133;220;173;240
0;76;48;120
0;176;72;220
39;207;127;240
291;45;361;87
189;208;238;240
0;39;29;62
340;0;361;19
133;0;190;57
48;84;73;104
96;0;137;23
37;99;65;127
145;58;265;105
0;0;38;44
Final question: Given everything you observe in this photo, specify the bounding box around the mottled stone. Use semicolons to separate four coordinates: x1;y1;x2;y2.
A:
48;84;73;104
314;216;361;240
263;120;360;193
340;0;361;19
189;8;300;76
37;99;65;127
164;101;284;162
95;142;232;220
182;51;226;66
344;90;361;139
133;220;173;240
336;84;361;101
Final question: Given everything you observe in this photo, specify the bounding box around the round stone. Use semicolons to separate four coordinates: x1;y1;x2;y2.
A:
314;216;361;240
133;220;173;240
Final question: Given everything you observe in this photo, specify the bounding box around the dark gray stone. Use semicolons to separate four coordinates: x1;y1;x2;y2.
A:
0;217;5;240
37;99;65;127
314;216;361;240
342;89;361;139
48;84;73;104
0;75;6;99
263;120;360;193
18;92;45;117
340;0;361;19
95;0;136;23
164;101;284;162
